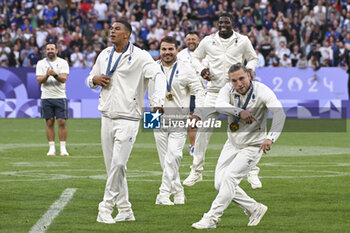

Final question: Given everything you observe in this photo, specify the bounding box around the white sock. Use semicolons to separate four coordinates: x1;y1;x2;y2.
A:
60;141;67;151
49;141;55;151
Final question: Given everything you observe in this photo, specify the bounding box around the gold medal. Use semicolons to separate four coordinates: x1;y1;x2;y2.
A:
166;91;175;101
230;122;239;132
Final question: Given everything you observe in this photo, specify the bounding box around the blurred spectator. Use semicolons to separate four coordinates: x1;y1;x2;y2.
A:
21;18;33;33
8;44;21;67
307;43;322;65
83;44;96;68
256;48;265;68
344;32;350;46
0;41;11;65
20;41;34;67
28;46;42;67
325;25;340;39
276;41;290;60
308;53;321;80
94;0;108;24
279;54;291;67
132;0;145;21
36;25;49;49
43;1;58;25
319;40;333;66
296;54;308;68
70;45;84;67
80;0;92;18
147;25;160;43
148;41;160;60
290;44;302;67
272;30;286;51
287;28;300;50
166;0;180;14
259;35;273;61
266;50;279;67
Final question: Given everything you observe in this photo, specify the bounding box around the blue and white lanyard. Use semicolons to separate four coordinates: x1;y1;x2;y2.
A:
187;48;191;58
106;42;130;77
234;82;254;123
160;62;178;92
46;58;52;68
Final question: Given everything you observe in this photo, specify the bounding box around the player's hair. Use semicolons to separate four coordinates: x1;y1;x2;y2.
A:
186;31;199;37
115;19;132;34
228;63;255;80
218;12;233;23
46;42;57;49
160;36;178;49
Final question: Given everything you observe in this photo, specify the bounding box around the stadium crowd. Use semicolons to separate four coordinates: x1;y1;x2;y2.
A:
0;0;349;70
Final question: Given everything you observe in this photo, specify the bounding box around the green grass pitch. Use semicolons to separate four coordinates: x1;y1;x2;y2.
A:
0;118;349;233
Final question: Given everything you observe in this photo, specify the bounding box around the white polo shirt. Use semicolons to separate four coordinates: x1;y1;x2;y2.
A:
36;57;69;99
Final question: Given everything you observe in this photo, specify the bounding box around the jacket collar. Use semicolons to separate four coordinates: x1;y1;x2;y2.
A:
213;31;239;48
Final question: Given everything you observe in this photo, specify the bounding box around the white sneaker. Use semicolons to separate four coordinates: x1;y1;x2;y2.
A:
60;150;69;156
173;193;185;205
97;212;115;224
192;216;217;229
247;173;262;189
155;194;174;205
183;171;202;186
46;150;56;156
248;203;268;226
114;211;135;222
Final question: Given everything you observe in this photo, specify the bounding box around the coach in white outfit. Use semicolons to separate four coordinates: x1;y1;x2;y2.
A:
192;63;285;229
150;36;204;205
183;13;261;188
36;42;70;156
87;20;166;224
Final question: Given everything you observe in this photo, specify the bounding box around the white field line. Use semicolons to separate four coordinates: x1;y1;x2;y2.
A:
28;188;77;233
0;167;349;182
0;143;349;158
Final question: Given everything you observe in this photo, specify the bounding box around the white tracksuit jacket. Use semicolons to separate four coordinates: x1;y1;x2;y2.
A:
87;43;166;119
148;60;205;119
192;31;258;92
216;81;286;147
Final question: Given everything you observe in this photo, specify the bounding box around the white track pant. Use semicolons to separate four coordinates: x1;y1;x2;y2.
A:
98;116;139;214
205;139;263;221
191;92;219;172
154;129;186;196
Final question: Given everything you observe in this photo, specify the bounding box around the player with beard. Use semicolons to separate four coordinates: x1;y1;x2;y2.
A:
149;36;205;205
36;42;70;156
183;13;262;190
177;31;206;156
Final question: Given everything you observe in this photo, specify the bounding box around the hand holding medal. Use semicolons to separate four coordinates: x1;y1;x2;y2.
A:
200;68;212;81
92;74;111;87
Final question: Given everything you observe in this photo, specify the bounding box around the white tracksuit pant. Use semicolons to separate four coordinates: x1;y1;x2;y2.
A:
98;116;139;214
205;139;262;221
191;91;219;172
154;129;187;196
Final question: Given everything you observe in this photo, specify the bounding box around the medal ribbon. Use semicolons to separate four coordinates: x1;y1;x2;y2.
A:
234;82;254;123
106;42;130;77
46;58;52;68
187;48;191;57
160;62;178;92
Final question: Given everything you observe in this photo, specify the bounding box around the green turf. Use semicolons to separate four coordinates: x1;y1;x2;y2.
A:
0;118;349;233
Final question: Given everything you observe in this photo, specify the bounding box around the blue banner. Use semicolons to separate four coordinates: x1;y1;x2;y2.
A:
255;67;348;100
0;67;349;118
